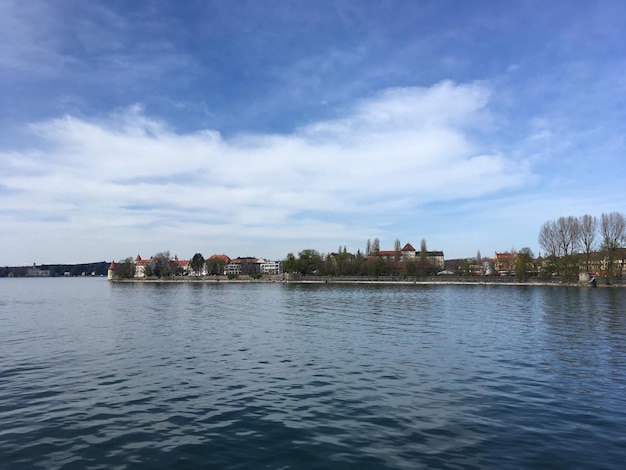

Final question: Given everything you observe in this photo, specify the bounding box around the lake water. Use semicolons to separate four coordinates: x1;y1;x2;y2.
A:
1;278;625;469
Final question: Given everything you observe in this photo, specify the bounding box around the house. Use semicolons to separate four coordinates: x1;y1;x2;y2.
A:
170;255;190;275
401;243;417;261
134;255;153;278
223;257;283;275
371;243;445;269
205;254;230;275
582;249;626;277
374;250;399;262
133;254;190;277
225;257;261;275
494;252;514;274
26;263;50;277
259;258;282;274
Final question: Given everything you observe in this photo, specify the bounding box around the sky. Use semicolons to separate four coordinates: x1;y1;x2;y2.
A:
1;0;625;265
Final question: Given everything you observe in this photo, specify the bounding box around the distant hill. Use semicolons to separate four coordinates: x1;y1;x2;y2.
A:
0;262;109;278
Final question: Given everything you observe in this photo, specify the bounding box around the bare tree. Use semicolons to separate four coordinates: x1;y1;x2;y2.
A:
555;216;580;257
539;218;578;276
366;239;371;256
372;238;380;254
578;214;597;272
419;238;428;275
539;220;559;258
394;239;401;262
153;251;172;278
600;212;626;278
113;257;135;279
420;238;427;256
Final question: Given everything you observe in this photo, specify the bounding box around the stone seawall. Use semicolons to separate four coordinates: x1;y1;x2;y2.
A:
111;274;626;287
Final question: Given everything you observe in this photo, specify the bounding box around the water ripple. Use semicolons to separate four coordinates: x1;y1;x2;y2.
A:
1;280;625;468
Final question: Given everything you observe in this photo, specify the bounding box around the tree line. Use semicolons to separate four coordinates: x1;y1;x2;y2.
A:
112;251;229;279
538;212;626;278
283;239;439;277
0;262;109;278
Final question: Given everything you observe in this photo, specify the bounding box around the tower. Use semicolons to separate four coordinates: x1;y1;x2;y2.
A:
107;260;116;280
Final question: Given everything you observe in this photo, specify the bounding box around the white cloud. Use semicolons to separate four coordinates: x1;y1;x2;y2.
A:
1;81;533;264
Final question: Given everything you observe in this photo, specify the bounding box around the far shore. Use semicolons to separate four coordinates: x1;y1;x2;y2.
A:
111;275;626;287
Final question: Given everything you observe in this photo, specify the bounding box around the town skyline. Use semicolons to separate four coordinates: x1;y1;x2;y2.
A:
3;208;625;269
2;1;626;266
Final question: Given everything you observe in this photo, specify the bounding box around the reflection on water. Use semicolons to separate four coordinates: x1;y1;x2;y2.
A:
1;279;625;469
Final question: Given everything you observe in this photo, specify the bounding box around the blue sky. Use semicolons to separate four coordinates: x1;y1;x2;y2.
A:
1;0;625;265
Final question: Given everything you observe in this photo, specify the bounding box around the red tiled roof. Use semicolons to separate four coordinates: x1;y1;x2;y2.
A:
208;254;230;263
377;250;396;256
134;255;152;266
401;243;416;252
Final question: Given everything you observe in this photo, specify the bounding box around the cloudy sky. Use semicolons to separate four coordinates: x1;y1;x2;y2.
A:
1;0;625;265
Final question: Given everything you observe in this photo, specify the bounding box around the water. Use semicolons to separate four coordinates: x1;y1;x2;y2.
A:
1;278;625;469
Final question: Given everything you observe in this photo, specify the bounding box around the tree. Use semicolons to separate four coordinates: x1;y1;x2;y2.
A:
518;247;534;258
332;249;359;276
283;253;297;273
419;238;428;275
113;257;134;279
206;256;227;275
461;259;472;276
514;248;534;280
372;238;380;254
578;214;597;272
539;217;579;276
152;251;172;278
405;260;419;276
369;257;385;276
539;220;559;258
394;239;401;262
557;216;580;278
476;250;482;270
600;212;626;279
296;249;322;275
555;216;580;258
352;250;365;275
366;239;371;256
190;253;205;276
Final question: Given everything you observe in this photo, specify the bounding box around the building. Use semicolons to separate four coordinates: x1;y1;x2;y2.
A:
494;252;514;274
225;257;261;275
107;261;116;280
26;263;50;277
170;255;190;275
372;243;445;269
134;255;153;278
259;258;282;274
205;254;231;275
132;254;190;277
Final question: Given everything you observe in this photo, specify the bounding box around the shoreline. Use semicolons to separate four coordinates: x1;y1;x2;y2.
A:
110;276;626;288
